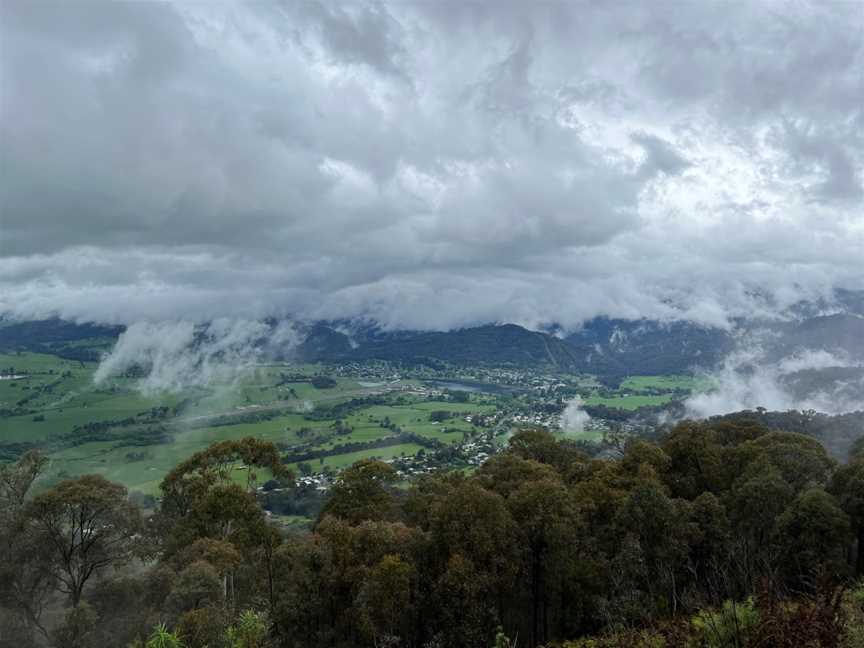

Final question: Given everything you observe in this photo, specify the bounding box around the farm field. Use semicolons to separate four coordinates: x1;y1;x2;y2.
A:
1;347;705;495
581;393;673;410
1;351;499;494
345;401;497;444
619;374;714;392
575;373;713;410
288;443;428;472
40;396;494;494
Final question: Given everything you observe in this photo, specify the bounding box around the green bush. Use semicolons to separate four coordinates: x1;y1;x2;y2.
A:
145;623;184;648
690;598;758;648
225;609;270;648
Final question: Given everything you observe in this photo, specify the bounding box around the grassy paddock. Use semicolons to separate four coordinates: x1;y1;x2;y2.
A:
582;394;673;410
4;349;706;496
288;443;426;472
619;374;708;391
36;399;494;493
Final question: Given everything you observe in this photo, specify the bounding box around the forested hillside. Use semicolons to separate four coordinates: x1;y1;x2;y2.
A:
3;314;862;380
294;321;730;376
0;319;123;361
563;318;733;376
340;324;590;371
710;409;864;460
5;422;864;647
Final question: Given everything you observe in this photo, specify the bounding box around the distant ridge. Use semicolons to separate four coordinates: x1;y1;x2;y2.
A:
0;318;124;361
316;323;592;370
3;303;863;377
294;320;728;376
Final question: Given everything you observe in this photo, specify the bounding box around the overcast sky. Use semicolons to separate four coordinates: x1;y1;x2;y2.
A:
1;0;862;331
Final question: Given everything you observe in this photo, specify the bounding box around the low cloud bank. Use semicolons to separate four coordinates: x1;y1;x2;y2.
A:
94;319;300;395
685;347;864;418
2;2;863;334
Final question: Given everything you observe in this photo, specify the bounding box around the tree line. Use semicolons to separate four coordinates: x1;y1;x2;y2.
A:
5;421;864;646
280;430;440;465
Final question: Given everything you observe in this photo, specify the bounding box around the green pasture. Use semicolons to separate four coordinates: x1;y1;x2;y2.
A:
619;374;709;392
0;352;176;442
581;393;673;410
44;415;310;495
2;386;182;442
346;401;495;443
34;397;492;493
288;443;426;472
0;351;88;373
4;347;715;496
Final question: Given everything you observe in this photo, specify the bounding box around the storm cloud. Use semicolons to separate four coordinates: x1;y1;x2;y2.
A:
1;1;862;330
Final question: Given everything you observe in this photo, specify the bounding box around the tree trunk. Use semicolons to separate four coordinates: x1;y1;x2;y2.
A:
856;525;864;576
531;553;540;648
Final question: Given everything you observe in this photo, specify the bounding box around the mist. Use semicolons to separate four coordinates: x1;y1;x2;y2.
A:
685;346;864;418
559;396;591;434
94;319;299;395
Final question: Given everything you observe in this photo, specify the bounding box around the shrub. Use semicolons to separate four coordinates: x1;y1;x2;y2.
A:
690;598;759;648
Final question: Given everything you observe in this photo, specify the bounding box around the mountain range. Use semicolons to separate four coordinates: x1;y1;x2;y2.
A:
2;307;863;378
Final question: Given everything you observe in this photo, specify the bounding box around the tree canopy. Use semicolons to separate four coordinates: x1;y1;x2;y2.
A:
4;426;864;647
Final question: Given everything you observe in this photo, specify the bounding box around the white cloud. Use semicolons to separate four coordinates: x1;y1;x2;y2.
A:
560;396;591;434
94;319;283;395
1;1;861;330
685;346;864;418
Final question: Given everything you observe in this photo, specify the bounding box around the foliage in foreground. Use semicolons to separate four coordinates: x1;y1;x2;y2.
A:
5;423;864;647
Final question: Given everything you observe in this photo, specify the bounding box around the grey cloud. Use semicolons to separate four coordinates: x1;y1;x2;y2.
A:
0;0;862;331
773;119;863;203
92;318;299;395
632;133;690;178
283;1;408;78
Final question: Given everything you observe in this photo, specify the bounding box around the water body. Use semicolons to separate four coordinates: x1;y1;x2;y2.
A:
424;379;522;395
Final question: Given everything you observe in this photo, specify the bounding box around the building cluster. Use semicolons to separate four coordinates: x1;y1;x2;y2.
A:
509;412;560;428
388;432;499;477
293;474;331;491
